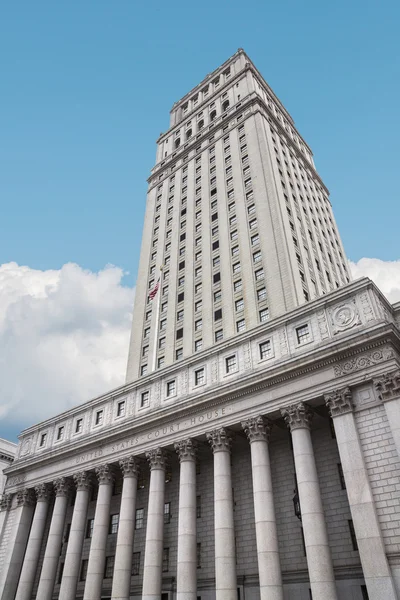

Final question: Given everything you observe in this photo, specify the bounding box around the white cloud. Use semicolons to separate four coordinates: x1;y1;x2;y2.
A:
0;262;134;429
350;257;400;303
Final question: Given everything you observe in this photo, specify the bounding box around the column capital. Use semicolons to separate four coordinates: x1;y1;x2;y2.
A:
35;483;52;502
174;438;197;462
241;415;272;443
53;476;72;497
325;387;353;417
206;427;233;453
374;370;400;401
16;488;36;507
0;493;12;511
95;464;115;485
146;447;167;471
281;402;313;431
119;455;140;478
73;470;93;491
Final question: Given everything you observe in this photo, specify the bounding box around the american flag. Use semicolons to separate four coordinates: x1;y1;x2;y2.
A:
149;276;161;300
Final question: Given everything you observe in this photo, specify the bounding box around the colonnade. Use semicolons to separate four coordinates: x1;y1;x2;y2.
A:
2;381;400;600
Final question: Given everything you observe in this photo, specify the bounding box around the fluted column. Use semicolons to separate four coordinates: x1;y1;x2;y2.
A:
242;416;283;600
174;439;197;600
59;471;92;600
325;388;398;600
83;464;115;600
111;456;139;600
15;483;52;600
206;428;237;600
0;489;35;600
374;370;400;461
0;493;12;540
281;403;338;600
142;448;167;600
36;478;72;600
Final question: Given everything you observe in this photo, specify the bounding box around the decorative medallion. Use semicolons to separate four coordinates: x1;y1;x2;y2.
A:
329;300;361;334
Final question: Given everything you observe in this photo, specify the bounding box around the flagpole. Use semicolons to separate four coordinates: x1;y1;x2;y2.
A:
151;268;162;372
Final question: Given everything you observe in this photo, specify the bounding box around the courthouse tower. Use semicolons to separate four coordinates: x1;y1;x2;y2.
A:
126;48;351;382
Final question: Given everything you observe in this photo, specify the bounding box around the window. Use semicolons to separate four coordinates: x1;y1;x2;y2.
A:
132;552;140;576
162;548;170;572
176;328;183;340
212;226;218;236
215;329;223;342
248;204;256;215
179;260;185;271
75;418;83;433
195;283;202;294
166;380;176;397
140;392;150;408
212;240;219;251
195;339;203;351
104;556;115;579
213;272;221;284
236;319;246;332
348;520;358;551
56;426;64;441
259;340;272;359
196;495;201;518
255;269;264;281
159;338;166;350
296;324;310;345
195;319;202;331
58;562;64;584
164;502;171;524
225;355;237;373
234;280;242;292
259;308;269;322
86;518;94;538
141;364;148;376
251;234;259;246
177;309;184;322
109;514;119;534
117;401;125;417
176;348;183;360
229;215;237;227
197;543;201;568
195;300;202;312
144;327;150;338
178;275;185;286
338;463;346;490
232;262;241;274
213;256;220;267
113;478;122;495
195;266;202;277
214;290;222;302
160;319;166;331
235;298;244;312
214;307;222;321
40;433;47;447
135;508;144;529
257;287;267;301
249;219;257;230
142;345;149;358
95;410;103;426
195;368;205;386
253;251;262;263
80;560;88;582
230;230;238;241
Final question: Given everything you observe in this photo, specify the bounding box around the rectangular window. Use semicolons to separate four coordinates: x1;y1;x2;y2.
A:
40;433;47;447
176;328;183;340
225;355;237;373
104;556;115;579
195;283;202;294
159;337;165;349
235;299;244;312
162;548;169;572
215;329;223;342
197;543;201;568
251;234;259;246
132;552;140;576
75;418;83;433
255;269;264;281
253;251;262;263
140;392;150;408
214;308;222;321
213;256;220;267
166;380;176;397
58;562;64;584
195;368;205;386
109;514;119;534
296;324;310;344
259;340;272;359
117;401;125;417
196;495;201;518
176;348;183;360
348;519;358;551
230;230;238;240
232;262;241;274
249;219;257;230
195;300;202;312
142;345;149;357
231;245;239;257
177;309;184;322
80;559;88;581
57;426;64;441
259;308;269;322
164;502;171;524
257;287;267;301
212;240;219;251
135;508;144;529
95;410;103;426
248;204;256;214
214;290;222;302
234;280;242;292
195;339;203;351
86;518;94;538
195;319;202;331
338;463;346;489
236;319;246;332
213;272;221;284
141;365;148;376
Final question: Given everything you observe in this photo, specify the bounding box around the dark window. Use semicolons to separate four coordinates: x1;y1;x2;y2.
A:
180;232;186;242
212;240;219;251
104;555;115;578
179;261;185;271
164;502;171;524
196;495;201;518
337;463;346;489
135;508;144;529
57;562;64;584
197;542;201;568
177;292;184;303
211;212;218;222
109;514;119;534
348;519;358;550
214;308;222;321
162;548;170;572
176;328;183;340
132;552;140;576
213;272;221;284
86;518;94;538
113;478;123;495
80;559;88;581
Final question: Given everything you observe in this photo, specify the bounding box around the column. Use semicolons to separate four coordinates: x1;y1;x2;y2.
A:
0;489;35;600
206;428;237;600
0;493;12;540
59;471;92;600
241;416;284;600
142;447;167;600
15;483;52;600
325;387;398;600
374;370;400;460
36;477;72;600
111;456;139;600
281;403;338;600
83;464;114;600
174;439;197;600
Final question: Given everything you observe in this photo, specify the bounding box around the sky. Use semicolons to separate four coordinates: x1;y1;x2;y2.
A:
0;1;399;442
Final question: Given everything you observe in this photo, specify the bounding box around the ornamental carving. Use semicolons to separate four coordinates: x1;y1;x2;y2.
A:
95;464;115;485
242;415;272;443
119;456;140;478
279;328;289;355
174;438;197;462
329;299;361;335
243;342;252;370
316;311;330;340
20;437;32;457
146;447;167;471
53;477;71;497
0;494;12;511
206;427;233;453
16;488;36;507
374;371;400;401
325;387;353;417
73;471;92;492
333;348;394;377
281;402;313;431
360;292;375;323
35;483;52;502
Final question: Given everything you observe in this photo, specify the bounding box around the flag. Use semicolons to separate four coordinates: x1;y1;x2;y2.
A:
149;276;161;300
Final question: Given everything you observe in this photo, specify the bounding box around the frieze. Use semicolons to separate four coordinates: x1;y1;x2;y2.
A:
333;348;394;377
5;474;26;489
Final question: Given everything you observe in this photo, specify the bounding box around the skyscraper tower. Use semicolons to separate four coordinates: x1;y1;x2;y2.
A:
126;49;350;382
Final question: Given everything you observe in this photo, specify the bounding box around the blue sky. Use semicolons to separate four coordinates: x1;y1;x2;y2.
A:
1;1;400;442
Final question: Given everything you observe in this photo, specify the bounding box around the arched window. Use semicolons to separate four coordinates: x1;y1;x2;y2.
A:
198;120;204;130
222;100;230;112
175;138;180;149
186;129;192;140
210;110;217;122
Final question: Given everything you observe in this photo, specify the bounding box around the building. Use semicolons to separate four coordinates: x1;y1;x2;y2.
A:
1;49;400;600
0;439;16;499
